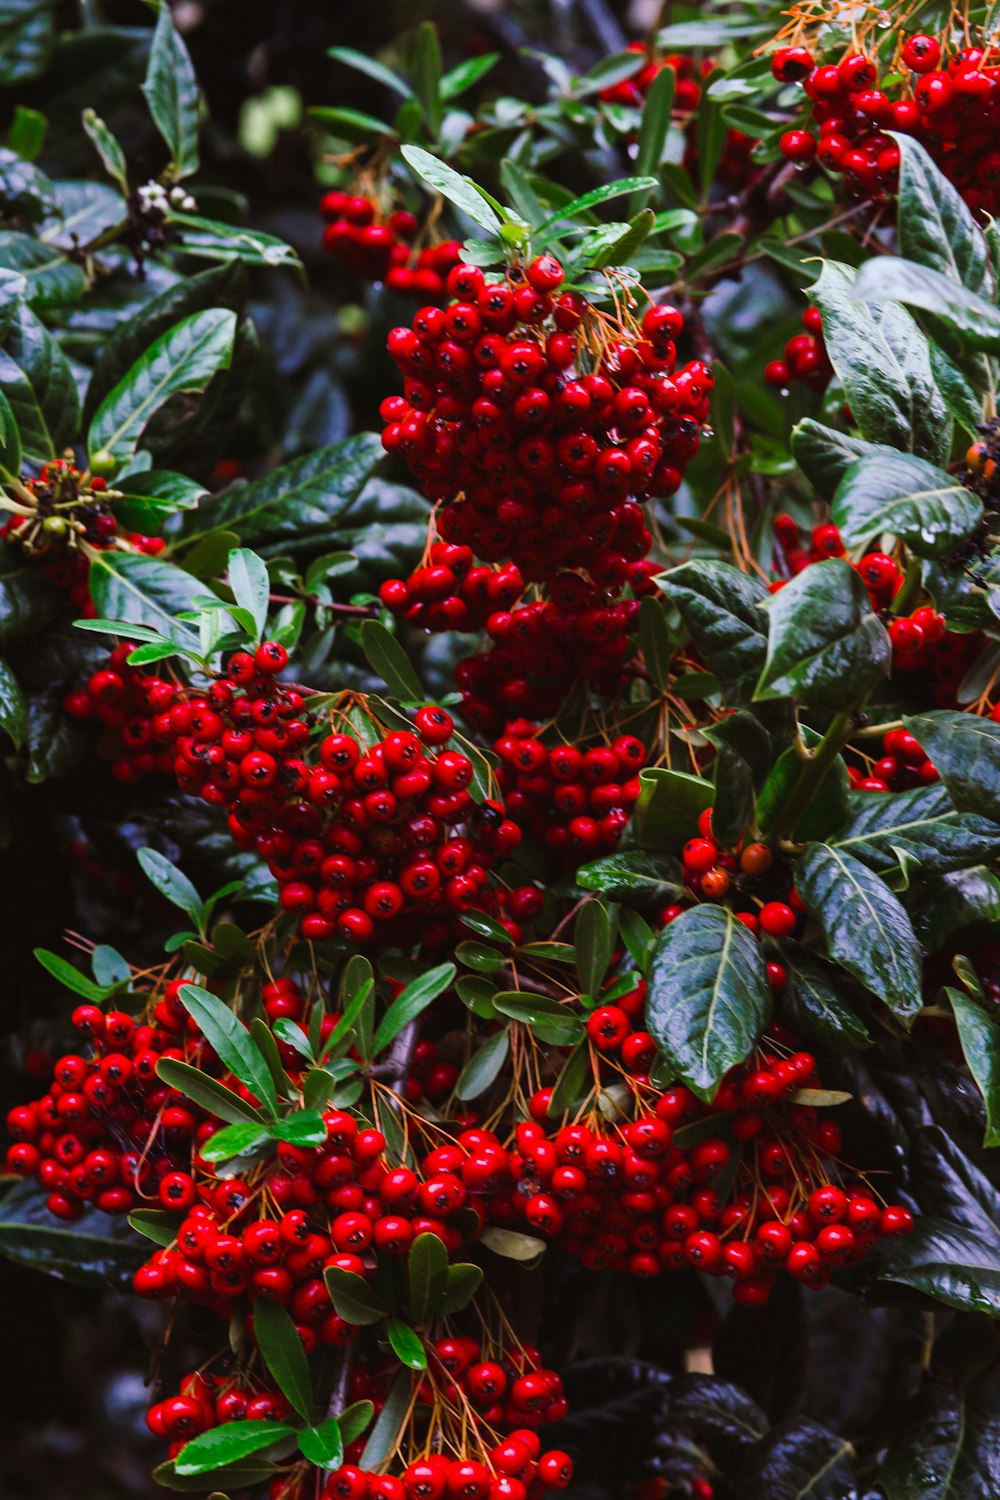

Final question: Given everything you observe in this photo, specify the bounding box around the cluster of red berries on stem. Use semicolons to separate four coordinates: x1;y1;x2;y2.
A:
665;807;803;947
773;37;1000;214
319;190;463;297
850;728;938;794
763;306;832;393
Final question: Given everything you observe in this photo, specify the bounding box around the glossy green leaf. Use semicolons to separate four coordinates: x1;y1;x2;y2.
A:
795;844;922;1022
881;1217;1000;1315
178;983;278;1114
88;308;237;465
88;552;206;651
830;786;1000;877
647;904;772;1101
903;711;1000;824
575;899;613;994
388;1317;427;1370
254;1297;313;1421
81;107;128;192
156;1057;265;1125
791;419;876;500
852;257;1000;355
779;943;870;1053
0;1180;146;1287
660;560;769;705
372;962;455;1053
360;618;423;702
811;260;951;464
455;1026;509;1100
413;22;442;139
297;1417;344;1470
634;767;714;850
227;547;269;646
360;1370;412;1468
407;1230;448;1322
174;1422;295;1476
137;847;202;923
879;1373;1000;1500
33;948;110;1001
755;558;891;709
142;0;200;178
0;305;78;461
323;1266;387;1326
947;987;1000;1148
401;145;501;236
832;453;982;558
198;1120;270;1163
577;849;685;901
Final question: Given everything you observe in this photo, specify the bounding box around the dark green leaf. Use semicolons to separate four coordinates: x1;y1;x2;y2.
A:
852;257;1000;355
360;1370;412;1468
137;847;202;923
536;177;660;239
0;305;78;460
577;849;685;901
407;1230;448;1322
661;561;769;705
832;453;982;558
142;0;200;178
33;947;110;1001
907;867;1000;948
440;52;498;100
811;260;951;464
128;1208;181;1247
903;711;1000;824
226;547;269;647
400;145;501;236
0;231;83;308
575;899;613;994
88;552;206;650
254;1297;313;1422
881;1218;1000;1314
372;962;454;1053
779;943;870;1053
81;108;128;192
88;308;236;465
360;619;423;702
830;786;1000;876
439;1262;483;1314
156;1057;265;1125
704;710;773;849
198;1121;270;1163
637;595;674;691
947;987;1000;1148
634;767;714;850
0;659;26;748
297;1417;344;1470
413;22;442;139
174;1422;295;1477
647;904;772;1100
491;991;584;1043
455;1027;509;1101
178;983;278;1114
790;419;876;500
323;1266;387;1326
735;1420;854;1500
755;558;891;709
896;133;993;295
629;65;674;213
0;1180;146;1286
795;844;922;1022
879;1373;1000;1500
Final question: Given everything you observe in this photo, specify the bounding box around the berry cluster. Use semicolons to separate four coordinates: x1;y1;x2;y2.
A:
66;642;524;947
493;721;647;861
850;727;938;794
505;1038;912;1298
763;306;832;393
147;1371;291;1447
1;458;163;617
319;190;463;297
774;39;1000;215
379;543;525;633
666;807;803;945
4;992;209;1221
321;1432;572;1500
771;516;983;701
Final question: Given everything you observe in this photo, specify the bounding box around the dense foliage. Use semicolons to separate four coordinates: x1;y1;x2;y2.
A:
1;2;999;1498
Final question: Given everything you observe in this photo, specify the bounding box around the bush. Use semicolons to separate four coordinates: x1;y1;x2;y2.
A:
1;3;999;1498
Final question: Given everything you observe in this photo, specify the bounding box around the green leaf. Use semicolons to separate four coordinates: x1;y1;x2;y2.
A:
440;1262;483;1314
491;991;584;1044
227;547;269;647
811;260;951;464
440;53;499;100
637;595;674;691
634;767;714;850
902;711;1000;824
947;987;1000;1148
647;904;772;1101
629;65;674;213
156;1057;265;1125
272;1110;328;1147
400;145;501;237
831;453;982;558
167;212;300;270
254;1297;313;1422
881;1217;1000;1315
360;619;423;702
704;710;773;849
548;1042;591;1117
178;983;278;1115
413;22;442;139
388;1318;427;1370
575;899;613;994
479;1226;547;1262
895;133;993;296
0;305;78;461
736;1421;854;1500
372;962;454;1053
780;942;870;1053
142;0;200;178
879;1373;1000;1500
128;1208;181;1246
661;561;770;706
88;308;237;465
339;1400;375;1449
0;1180;147;1286
137;847;202;925
323;1266;386;1326
81;108;128;193
309;105;394;138
907;867;1000;949
174;1422;295;1477
455;1026;509;1100
360;1370;412;1469
587;210;655;271
88;552;207;651
407;1230;448;1321
0;657;25;747
535;177;660;239
0;230;83;308
0;385;20;475
790;419;876;500
852;257;1000;355
755;558;891;709
297;1417;344;1471
795;844;922;1022
327;46;413;98
198;1120;270;1163
830;786;1000;877
577;849;685;901
33;947;110;1001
